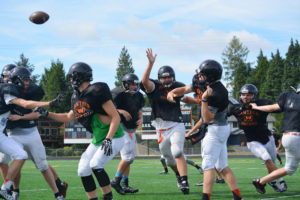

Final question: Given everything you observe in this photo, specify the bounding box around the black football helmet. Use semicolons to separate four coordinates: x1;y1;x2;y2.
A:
196;60;222;84
239;84;258;102
67;62;93;89
10;66;31;87
2;64;17;77
122;73;140;94
157;65;175;88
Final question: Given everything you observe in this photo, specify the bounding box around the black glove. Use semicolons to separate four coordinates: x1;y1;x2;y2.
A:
186;124;208;145
101;138;112;156
33;107;49;118
49;94;65;108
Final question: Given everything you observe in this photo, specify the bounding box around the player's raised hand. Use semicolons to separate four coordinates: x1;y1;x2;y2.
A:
49;93;65;108
101;138;113;156
146;48;157;64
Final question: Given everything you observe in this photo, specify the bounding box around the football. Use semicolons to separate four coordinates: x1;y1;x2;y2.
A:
29;11;49;24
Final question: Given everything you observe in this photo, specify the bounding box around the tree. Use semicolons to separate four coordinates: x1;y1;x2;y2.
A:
39;59;72;112
282;39;300;91
115;46;135;87
252;50;269;95
260;50;284;101
15;53;39;83
222;36;250;89
232;61;251;99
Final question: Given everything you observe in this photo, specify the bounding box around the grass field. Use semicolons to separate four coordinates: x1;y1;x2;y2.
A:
10;157;300;200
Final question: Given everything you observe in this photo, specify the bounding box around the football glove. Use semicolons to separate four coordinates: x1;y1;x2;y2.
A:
186;123;208;145
49;93;65;108
101;138;113;156
33;107;49;118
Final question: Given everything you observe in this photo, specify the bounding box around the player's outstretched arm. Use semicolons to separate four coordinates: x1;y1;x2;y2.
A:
250;103;280;112
167;85;193;103
48;110;75;123
142;48;156;92
11;98;50;109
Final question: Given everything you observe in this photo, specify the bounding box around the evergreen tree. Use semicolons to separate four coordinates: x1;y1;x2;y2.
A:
232;61;251;99
39;60;72;112
222;36;250;89
15;53;39;83
282;39;300;91
115;46;134;87
260;50;284;101
253;50;269;95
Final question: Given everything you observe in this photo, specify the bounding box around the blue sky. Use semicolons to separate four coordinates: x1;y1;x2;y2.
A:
0;0;299;89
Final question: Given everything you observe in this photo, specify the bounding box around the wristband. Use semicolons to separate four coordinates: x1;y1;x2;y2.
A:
202;98;208;102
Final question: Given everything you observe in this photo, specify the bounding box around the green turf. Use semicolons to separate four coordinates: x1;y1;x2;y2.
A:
11;157;300;200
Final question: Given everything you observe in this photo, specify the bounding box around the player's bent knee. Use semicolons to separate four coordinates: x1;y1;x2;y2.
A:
12;150;28;160
36;160;49;172
81;175;96;192
124;158;134;164
285;165;298;175
92;168;110;187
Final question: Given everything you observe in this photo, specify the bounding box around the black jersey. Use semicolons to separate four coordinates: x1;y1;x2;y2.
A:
0;83;21;115
228;99;272;144
71;82;112;133
112;87;145;129
6;83;45;129
206;81;228;125
277;91;300;132
140;79;185;122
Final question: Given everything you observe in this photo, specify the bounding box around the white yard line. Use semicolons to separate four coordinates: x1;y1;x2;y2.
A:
261;194;300;200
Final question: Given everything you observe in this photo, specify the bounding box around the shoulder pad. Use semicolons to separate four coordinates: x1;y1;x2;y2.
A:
2;83;21;97
228;97;239;105
26;84;45;101
111;87;125;100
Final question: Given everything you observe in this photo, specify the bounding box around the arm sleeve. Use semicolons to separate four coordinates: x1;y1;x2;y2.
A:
277;92;289;110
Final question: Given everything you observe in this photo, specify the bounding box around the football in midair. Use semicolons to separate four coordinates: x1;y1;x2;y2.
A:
29;11;49;24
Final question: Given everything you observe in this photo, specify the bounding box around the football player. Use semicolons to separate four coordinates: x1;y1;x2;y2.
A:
141;48;190;195
0;64;17;191
251;84;300;194
167;60;243;200
0;67;60;200
228;84;286;193
34;62;125;200
110;73;145;194
7;66;67;200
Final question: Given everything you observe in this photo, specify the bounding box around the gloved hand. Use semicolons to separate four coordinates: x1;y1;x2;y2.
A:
49;93;65;108
101;138;113;156
185;124;208;145
33;107;49;118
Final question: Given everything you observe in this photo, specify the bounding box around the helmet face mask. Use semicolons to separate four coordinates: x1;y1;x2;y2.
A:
1;64;17;83
67;62;93;90
122;73;140;94
10;66;31;88
157;66;175;88
239;84;258;103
